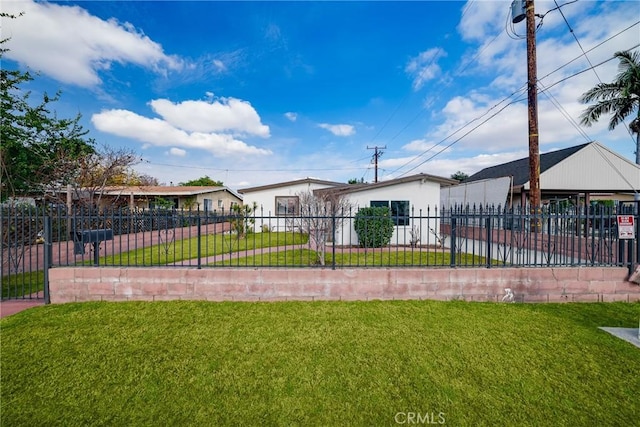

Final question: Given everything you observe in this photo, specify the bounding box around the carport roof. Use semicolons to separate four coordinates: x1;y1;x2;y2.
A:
465;143;589;186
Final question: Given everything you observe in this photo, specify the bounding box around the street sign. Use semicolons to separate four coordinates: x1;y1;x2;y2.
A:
617;215;635;239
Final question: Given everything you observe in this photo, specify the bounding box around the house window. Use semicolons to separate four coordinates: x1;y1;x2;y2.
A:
370;200;388;209
203;199;213;211
218;199;224;208
391;200;410;226
275;196;299;216
370;200;410;226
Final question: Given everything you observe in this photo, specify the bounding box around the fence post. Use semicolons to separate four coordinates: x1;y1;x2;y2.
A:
450;217;457;267
331;211;336;270
197;216;202;269
43;215;52;304
485;217;492;268
635;202;640;268
628;239;635;277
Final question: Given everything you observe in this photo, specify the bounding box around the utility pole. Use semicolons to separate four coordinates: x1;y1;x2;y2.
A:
367;145;386;183
525;0;541;217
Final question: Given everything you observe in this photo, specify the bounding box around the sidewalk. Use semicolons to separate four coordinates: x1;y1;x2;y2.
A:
0;299;45;318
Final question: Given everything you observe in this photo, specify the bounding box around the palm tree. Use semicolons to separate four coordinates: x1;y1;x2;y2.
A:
580;50;640;166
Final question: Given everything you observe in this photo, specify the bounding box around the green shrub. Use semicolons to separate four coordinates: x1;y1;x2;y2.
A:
354;206;394;248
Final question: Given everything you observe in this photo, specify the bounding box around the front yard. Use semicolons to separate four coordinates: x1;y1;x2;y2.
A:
1;300;638;426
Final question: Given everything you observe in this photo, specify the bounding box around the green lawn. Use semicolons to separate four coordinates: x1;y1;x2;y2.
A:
1;301;638;426
1;270;44;299
99;231;490;267
98;231;308;265
212;248;487;267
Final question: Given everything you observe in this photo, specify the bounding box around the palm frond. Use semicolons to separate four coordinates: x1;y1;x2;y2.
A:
579;49;640;134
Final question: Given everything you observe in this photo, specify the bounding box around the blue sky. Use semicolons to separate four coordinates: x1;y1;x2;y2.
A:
2;1;639;190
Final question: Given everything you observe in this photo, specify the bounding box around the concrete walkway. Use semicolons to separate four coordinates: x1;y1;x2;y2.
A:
0;299;45;318
599;327;640;348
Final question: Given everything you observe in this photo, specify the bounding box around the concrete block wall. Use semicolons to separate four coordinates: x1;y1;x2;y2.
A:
48;266;640;303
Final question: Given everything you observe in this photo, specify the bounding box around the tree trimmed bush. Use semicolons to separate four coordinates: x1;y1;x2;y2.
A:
354;206;394;248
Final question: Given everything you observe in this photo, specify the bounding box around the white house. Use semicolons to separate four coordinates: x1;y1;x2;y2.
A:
319;174;458;246
240;174;457;246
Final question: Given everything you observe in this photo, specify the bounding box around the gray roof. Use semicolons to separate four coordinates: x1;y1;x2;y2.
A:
465;143;590;186
100;185;243;200
238;178;345;194
316;173;458;196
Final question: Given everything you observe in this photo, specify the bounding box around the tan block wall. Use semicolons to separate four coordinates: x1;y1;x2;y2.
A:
48;267;640;303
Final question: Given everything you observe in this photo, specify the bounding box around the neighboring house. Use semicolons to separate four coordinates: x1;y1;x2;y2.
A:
57;186;243;211
465;142;640;207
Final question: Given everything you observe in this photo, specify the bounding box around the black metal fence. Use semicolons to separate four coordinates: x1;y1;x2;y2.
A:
2;204;638;300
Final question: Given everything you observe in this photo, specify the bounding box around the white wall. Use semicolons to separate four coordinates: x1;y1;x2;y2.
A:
241;182;338;232
336;179;442;246
440;177;511;209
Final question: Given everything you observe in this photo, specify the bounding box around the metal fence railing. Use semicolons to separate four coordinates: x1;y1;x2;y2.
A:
2;204;638;300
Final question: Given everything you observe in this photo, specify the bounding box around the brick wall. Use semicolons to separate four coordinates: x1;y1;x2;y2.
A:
49;267;640;303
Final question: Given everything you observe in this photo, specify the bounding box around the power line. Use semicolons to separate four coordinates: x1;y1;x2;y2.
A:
397;96;528;177
381;6;638;162
389;41;639;178
537;20;640;84
387;85;528;176
387;21;639;179
552;3;637;146
364;0;502;153
539;43;640;92
538;80;592;143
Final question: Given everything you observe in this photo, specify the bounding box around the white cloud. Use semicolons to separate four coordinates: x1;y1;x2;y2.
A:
284;112;298;122
402;139;437;152
457;1;507;43
318;123;355;137
212;59;227;73
405;48;447;90
91;108;272;157
149;97;270;137
408;0;640;166
169;148;187;157
379;150;528;180
1;0;182;87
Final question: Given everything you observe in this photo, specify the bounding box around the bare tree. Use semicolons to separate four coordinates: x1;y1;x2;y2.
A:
134;174;160;186
296;190;353;265
71;145;141;208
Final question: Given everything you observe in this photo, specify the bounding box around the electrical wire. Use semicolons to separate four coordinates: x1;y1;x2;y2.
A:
364;0;503;158
390;42;639;178
537;80;592;143
537;21;640;85
553;0;636;145
386;13;639;179
539;44;640;92
592;142;639;194
362;3;482;152
397;95;528;177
